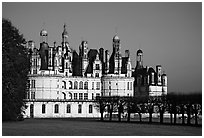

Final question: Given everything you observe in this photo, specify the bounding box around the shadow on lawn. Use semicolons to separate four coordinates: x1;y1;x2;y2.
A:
29;117;202;127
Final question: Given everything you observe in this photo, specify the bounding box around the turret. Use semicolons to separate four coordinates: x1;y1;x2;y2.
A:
28;40;35;51
126;50;132;77
113;35;122;74
99;48;104;63
40;29;48;43
136;49;143;69
156;65;162;85
162;74;167;94
105;50;110;74
125;50;130;57
81;41;89;76
148;67;155;85
39;28;49;70
162;74;167;86
62;23;68;43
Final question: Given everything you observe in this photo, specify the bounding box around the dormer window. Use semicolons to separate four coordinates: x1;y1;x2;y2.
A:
95;73;99;77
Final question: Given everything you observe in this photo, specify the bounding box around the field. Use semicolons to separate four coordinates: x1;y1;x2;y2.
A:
2;118;202;136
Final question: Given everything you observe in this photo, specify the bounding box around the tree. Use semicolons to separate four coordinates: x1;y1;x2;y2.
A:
107;96;119;121
146;97;155;123
155;96;167;124
95;96;108;121
2;18;30;121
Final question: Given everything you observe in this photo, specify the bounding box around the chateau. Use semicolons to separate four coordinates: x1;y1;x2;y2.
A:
24;24;167;118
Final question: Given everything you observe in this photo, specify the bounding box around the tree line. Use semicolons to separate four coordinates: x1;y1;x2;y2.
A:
95;93;202;126
2;18;31;121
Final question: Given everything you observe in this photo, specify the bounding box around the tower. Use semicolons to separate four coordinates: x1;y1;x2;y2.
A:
62;23;68;44
113;35;122;74
39;28;49;70
156;65;162;85
136;49;143;69
125;50;132;77
162;73;167;94
61;23;72;75
81;41;89;76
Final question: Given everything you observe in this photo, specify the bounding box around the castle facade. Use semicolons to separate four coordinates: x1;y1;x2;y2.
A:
24;24;167;118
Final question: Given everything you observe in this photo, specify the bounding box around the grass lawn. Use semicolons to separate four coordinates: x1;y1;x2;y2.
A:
2;118;202;136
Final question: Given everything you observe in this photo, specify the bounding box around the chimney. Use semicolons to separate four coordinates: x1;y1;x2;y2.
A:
99;48;104;62
105;50;110;73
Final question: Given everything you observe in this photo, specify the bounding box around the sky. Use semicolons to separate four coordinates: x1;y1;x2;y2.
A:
2;2;202;93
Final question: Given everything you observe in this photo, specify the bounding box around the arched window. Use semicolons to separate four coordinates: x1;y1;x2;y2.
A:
127;82;129;90
42;104;46;114
62;92;66;99
69;81;72;89
84;81;88;90
62;81;66;89
79;81;83;89
74;81;78;89
54;104;59;113
69;92;72;99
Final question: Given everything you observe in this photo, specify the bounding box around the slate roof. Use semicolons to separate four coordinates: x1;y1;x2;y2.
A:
85;49;99;74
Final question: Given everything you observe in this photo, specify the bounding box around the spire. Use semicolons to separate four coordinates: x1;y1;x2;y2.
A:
62;23;68;36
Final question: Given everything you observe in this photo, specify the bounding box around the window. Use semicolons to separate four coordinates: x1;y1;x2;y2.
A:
31;91;35;99
89;105;93;113
92;82;94;90
69;81;72;89
62;92;66;99
74;81;78;89
84;81;88;90
92;93;94;100
95;73;99;77
96;64;100;70
66;62;68;69
96;82;100;90
127;82;129;90
26;92;30;99
96;93;100;98
84;93;88;100
62;81;66;89
109;82;111;90
54;104;59;113
67;104;71;113
42;104;46;114
31;80;35;88
130;82;132;90
79;93;83;100
78;104;82;113
79;81;83;89
74;93;77;99
33;69;37;74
